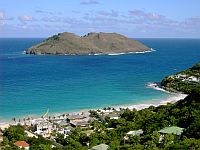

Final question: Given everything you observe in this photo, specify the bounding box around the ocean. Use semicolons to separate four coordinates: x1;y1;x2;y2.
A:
0;38;200;120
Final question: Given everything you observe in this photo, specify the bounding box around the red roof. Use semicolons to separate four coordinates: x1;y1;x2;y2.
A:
15;141;29;147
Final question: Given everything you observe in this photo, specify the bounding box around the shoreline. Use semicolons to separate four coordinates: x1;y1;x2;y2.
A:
0;85;187;125
24;48;155;56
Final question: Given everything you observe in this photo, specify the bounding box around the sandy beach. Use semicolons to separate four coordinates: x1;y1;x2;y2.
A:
0;90;187;126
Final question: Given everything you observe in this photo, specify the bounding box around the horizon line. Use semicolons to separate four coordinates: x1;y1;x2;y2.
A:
0;37;200;39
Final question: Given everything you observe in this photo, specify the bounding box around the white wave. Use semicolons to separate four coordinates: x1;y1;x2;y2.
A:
90;48;156;56
135;50;152;54
146;82;170;93
108;53;125;56
128;48;156;54
150;48;156;51
94;53;104;55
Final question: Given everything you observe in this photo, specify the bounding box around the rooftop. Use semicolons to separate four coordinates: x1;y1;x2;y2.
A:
15;141;29;147
91;143;109;150
126;129;143;136
158;126;184;135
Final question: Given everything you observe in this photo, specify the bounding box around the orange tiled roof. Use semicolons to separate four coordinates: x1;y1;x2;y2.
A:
15;141;29;147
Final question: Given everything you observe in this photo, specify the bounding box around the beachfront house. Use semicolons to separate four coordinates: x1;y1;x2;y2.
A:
106;113;120;120
66;113;90;128
158;126;184;143
67;114;86;121
70;120;89;128
34;121;53;137
56;120;69;126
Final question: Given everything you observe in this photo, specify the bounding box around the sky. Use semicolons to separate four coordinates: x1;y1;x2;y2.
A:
0;0;200;38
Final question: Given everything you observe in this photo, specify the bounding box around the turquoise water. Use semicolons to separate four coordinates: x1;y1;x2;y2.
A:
0;38;200;120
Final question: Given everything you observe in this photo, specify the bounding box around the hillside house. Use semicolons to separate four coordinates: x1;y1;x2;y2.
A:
158;126;184;143
14;141;29;150
187;76;199;83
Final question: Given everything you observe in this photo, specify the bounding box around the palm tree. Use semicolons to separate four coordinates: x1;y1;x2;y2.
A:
23;118;26;125
12;117;16;123
62;114;65;118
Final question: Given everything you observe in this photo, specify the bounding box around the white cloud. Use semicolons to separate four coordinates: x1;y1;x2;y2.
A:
1;9;199;38
18;15;35;21
0;10;13;20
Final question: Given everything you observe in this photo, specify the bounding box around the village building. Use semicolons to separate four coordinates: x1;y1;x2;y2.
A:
124;129;143;140
124;129;143;141
187;76;199;83
70;120;89;128
34;121;54;137
158;126;184;143
55;120;69;126
106;113;120;120
126;129;143;136
0;123;10;131
25;130;38;138
14;141;30;150
176;74;187;80
91;143;109;150
67;114;87;121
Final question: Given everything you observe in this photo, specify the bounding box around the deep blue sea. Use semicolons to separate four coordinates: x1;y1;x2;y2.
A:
0;38;200;120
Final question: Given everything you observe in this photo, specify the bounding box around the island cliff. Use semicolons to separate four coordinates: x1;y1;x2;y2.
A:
26;32;150;55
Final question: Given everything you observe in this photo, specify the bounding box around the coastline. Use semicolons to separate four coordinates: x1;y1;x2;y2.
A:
0;85;187;125
25;48;155;56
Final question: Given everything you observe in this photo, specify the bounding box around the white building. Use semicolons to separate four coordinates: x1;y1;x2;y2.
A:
176;74;187;80
34;121;53;137
126;129;143;136
187;76;199;83
124;129;143;140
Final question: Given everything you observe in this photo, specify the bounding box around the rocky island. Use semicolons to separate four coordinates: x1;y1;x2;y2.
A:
26;32;150;55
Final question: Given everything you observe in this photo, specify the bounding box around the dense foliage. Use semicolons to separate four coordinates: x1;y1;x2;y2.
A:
1;88;200;149
161;62;200;94
0;125;53;150
52;88;200;150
